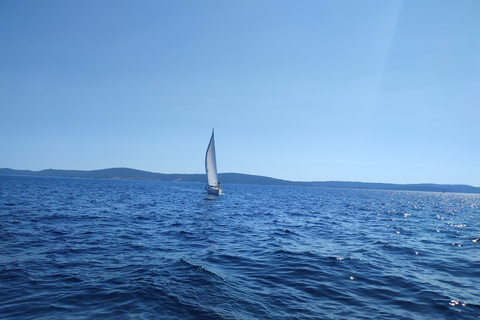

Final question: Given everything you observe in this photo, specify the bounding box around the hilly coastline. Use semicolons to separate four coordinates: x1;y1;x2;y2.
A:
1;167;479;194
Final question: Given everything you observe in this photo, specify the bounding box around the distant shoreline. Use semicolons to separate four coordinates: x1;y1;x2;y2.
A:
1;167;479;194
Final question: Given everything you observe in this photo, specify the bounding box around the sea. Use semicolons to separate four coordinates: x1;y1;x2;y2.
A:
1;175;479;320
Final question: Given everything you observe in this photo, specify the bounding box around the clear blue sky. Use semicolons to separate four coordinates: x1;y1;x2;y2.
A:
1;0;479;185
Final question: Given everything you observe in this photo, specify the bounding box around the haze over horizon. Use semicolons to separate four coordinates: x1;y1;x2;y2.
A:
1;1;479;186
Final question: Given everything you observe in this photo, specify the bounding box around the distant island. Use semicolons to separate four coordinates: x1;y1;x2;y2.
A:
1;167;479;194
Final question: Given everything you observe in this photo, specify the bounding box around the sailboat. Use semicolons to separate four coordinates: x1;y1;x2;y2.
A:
205;129;223;195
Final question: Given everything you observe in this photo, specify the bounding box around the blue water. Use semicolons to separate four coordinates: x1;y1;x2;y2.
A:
1;176;479;319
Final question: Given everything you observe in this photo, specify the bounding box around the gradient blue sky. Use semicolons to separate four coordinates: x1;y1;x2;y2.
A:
1;0;479;185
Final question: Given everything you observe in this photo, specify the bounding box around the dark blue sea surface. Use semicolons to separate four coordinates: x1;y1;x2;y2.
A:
1;176;479;319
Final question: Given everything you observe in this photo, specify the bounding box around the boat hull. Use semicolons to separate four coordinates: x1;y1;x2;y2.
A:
206;186;223;195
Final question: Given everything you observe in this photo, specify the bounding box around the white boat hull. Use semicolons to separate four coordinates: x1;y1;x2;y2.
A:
206;186;223;195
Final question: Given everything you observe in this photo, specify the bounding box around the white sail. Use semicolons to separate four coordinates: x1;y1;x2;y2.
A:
205;129;219;187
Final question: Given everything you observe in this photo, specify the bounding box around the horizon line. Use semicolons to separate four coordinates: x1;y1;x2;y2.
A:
0;166;478;188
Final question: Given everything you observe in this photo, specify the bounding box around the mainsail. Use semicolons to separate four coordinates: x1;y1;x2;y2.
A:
205;129;219;187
